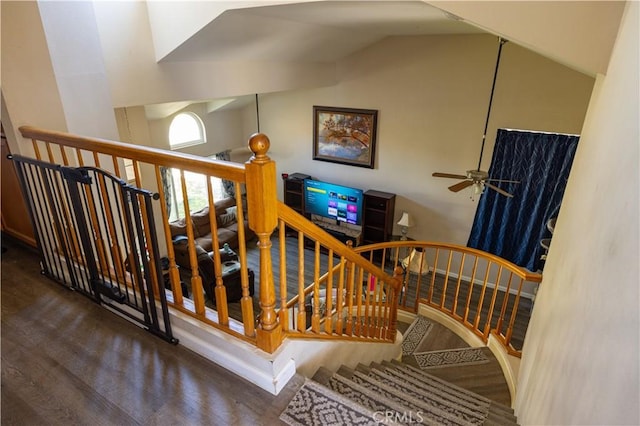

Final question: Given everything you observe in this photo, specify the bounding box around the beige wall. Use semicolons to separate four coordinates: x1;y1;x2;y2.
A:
0;1;67;155
430;1;625;76
259;34;594;244
515;2;639;424
146;103;246;156
93;1;336;109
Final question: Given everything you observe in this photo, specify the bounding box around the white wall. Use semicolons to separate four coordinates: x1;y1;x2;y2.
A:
515;2;639;424
430;1;625;76
259;34;594;244
0;1;67;155
93;1;337;109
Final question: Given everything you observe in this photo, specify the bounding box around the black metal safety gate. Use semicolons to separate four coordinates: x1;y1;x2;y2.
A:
11;155;177;344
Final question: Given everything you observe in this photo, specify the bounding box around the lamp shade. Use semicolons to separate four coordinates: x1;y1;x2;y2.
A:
401;248;430;275
397;212;414;228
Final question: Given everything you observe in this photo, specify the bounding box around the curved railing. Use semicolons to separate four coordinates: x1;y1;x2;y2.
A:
355;241;542;357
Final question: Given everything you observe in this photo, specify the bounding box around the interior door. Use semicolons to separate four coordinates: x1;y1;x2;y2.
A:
1;125;36;246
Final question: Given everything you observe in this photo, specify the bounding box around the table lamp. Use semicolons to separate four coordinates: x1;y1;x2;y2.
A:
402;248;430;275
397;212;414;240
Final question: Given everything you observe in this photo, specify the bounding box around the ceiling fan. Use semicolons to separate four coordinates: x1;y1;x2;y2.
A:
433;37;519;198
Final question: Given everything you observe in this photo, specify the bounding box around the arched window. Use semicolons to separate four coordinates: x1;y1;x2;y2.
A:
169;112;206;149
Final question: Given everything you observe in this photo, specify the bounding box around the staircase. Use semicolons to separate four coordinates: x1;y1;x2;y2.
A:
281;361;518;425
280;317;519;425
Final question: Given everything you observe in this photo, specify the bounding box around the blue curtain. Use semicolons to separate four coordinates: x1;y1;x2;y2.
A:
467;129;579;271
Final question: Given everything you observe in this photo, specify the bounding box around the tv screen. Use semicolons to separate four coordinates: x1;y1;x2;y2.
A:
304;179;364;225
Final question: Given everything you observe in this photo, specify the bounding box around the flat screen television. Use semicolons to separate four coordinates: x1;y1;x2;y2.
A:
304;179;364;225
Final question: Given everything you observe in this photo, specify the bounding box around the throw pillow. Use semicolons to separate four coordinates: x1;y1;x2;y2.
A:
217;210;237;227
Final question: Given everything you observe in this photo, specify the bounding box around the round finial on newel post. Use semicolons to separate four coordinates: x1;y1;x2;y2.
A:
249;133;270;164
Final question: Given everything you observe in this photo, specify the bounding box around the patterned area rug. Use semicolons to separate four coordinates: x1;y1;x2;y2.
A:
280;379;383;426
401;315;433;355
402;316;490;370
413;347;489;369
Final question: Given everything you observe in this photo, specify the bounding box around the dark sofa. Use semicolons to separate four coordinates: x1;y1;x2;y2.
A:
169;197;255;269
168;197;256;301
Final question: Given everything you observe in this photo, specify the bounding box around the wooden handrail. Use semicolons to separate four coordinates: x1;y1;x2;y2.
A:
355;240;542;357
357;240;541;282
18;125;540;359
277;203;402;292
19;126;246;181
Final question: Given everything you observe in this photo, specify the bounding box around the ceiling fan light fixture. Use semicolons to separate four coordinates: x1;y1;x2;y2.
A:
472;181;484;195
432;37;517;199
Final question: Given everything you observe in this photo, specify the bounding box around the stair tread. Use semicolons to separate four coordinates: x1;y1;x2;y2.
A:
286;316;519;425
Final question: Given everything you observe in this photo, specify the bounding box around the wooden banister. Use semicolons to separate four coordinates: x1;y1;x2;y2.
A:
277;203;402;293
19;126;246;181
355;240;542;357
18;125;540;358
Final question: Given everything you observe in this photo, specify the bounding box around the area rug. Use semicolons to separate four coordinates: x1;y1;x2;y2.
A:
280;379;380;426
401;315;433;355
413;347;489;369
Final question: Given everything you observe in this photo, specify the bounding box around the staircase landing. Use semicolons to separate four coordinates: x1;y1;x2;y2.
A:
398;319;512;407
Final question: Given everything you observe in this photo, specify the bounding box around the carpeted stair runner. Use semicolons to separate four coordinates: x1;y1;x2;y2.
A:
280;316;519;426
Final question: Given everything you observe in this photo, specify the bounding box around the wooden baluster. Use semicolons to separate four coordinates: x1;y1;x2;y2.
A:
31;138;42;160
505;277;526;346
296;230;306;332
154;166;183;305
344;257;355;336
474;262;492;332
245;133;281;353
234;182;255;337
386;266;404;340
463;256;480;325
355;266;364;336
495;271;514;337
483;265;503;340
207;178;228;325
44;141;54;163
427;248;440;305
278;221;289;331
311;241;321;333
180;170;205;315
335;260;346;335
324;249;334;334
452;253;466;317
440;250;454;310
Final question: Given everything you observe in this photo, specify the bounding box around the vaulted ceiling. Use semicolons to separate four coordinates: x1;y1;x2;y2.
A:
159;1;483;64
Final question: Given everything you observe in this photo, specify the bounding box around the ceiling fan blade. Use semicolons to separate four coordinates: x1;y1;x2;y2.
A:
433;172;468;179
485;182;514;198
486;178;520;184
448;180;473;192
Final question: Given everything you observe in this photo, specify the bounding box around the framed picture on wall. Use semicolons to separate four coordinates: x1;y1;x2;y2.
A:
312;106;378;168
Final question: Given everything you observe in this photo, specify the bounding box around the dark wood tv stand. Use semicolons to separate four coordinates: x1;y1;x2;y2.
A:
312;218;362;246
282;172;395;246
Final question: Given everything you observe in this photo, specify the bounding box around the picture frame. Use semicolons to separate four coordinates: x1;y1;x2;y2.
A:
313;106;378;168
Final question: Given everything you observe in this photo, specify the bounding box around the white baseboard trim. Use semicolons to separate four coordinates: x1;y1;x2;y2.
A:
169;308;296;395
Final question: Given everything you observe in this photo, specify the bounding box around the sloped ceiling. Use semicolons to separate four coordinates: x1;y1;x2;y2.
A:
159;1;482;63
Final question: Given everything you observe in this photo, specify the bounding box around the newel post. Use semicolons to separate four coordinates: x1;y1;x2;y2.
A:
245;133;282;353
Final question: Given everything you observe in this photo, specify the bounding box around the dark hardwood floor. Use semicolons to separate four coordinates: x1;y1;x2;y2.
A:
2;236;512;425
1;238;303;425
